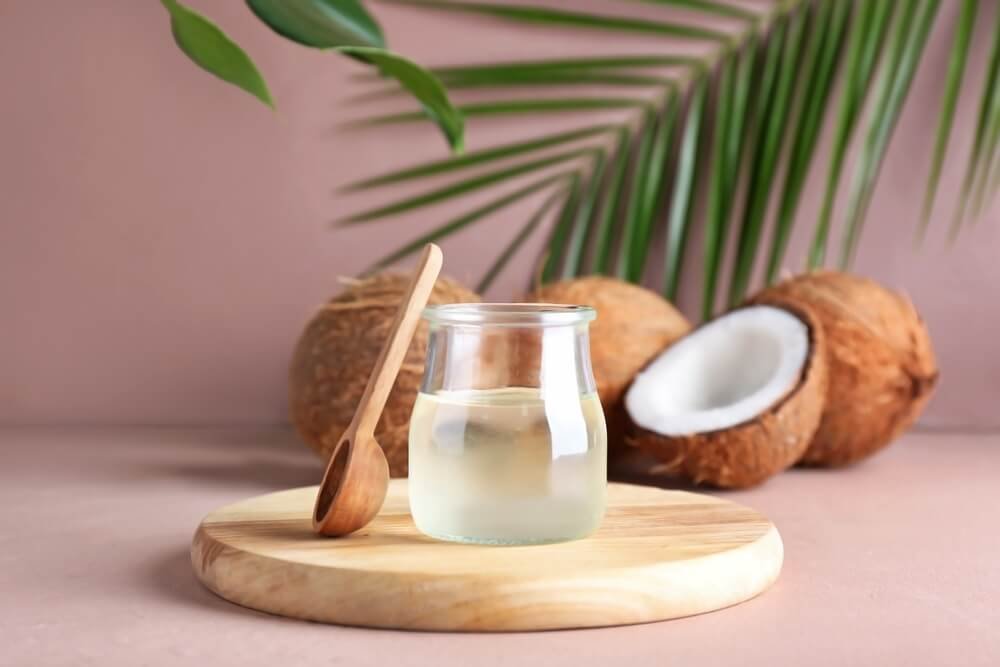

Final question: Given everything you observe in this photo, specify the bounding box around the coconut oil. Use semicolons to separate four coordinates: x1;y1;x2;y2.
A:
408;387;607;544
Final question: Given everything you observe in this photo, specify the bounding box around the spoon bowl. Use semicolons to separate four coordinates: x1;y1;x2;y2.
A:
313;434;390;536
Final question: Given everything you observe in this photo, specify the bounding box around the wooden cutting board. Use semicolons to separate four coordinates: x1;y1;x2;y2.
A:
192;480;782;631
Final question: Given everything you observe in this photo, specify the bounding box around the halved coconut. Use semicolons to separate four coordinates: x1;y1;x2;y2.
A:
624;305;827;488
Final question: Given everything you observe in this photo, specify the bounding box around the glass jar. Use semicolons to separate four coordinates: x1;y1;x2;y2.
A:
408;303;607;545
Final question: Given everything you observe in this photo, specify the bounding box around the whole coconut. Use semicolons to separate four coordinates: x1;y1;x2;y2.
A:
527;276;691;450
751;271;937;466
289;273;480;476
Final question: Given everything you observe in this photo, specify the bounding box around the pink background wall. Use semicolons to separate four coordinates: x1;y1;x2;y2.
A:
2;1;998;429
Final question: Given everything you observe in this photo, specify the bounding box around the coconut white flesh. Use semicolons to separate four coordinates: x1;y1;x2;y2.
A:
625;306;808;436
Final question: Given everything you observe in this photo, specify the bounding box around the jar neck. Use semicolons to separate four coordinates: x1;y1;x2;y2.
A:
421;322;597;396
423;303;596;328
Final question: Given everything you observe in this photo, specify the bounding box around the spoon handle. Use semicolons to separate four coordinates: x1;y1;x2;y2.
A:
351;243;443;439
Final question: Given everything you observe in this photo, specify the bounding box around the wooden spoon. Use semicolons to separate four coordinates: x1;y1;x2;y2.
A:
312;243;443;537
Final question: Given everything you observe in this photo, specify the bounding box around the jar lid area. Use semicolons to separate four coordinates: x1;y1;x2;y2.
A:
423;303;596;326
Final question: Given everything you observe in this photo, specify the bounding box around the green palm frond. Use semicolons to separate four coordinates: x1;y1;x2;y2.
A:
560;151;608;280
342;124;616;191
354;96;652;127
341;0;998;314
840;0;940;267
478;189;569;292
618;110;661;282
339;145;603;223
955;4;1000;235
766;0;849;283
701;52;739;319
727;8;808;306
591;129;633;274
364;171;578;273
384;0;734;41
806;0;893;270
664;75;707;299
920;0;976;234
431;54;702;77
541;174;587;281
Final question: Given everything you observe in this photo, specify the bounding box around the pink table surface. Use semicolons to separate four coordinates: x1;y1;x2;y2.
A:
2;427;998;666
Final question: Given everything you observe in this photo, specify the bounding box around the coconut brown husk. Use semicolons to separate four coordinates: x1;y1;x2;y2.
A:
750;271;937;466
624;304;828;489
289;273;479;477
526;276;691;453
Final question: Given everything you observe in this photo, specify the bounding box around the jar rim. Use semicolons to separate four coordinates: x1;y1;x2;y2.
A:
423;302;596;326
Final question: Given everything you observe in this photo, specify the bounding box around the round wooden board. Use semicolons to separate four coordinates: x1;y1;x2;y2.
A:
192;480;782;632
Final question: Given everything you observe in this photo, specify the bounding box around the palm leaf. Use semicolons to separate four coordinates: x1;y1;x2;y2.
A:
807;0;892;268
765;0;850;282
986;106;1000;211
920;0;977;233
431;55;702;76
633;91;681;280
359;96;649;126
664;75;707;300
725;33;760;206
348;57;684;98
384;0;730;42
632;0;760;22
617;111;659;281
477;189;569;292
435;70;673;88
700;33;765;318
729;6;808;306
590;129;632;274
339;0;996;303
970;15;1000;221
701;53;737;320
972;115;1000;221
840;0;940;267
540;175;586;281
561;153;609;279
952;5;1000;236
365;171;576;272
344;123;615;190
340;146;602;223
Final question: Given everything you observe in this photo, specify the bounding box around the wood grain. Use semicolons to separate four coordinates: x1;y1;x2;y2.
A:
193;480;783;631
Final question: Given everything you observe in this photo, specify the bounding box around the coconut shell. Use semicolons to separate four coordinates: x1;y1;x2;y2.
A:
289;273;480;477
526;277;691;451
750;271;937;466
624;304;828;489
